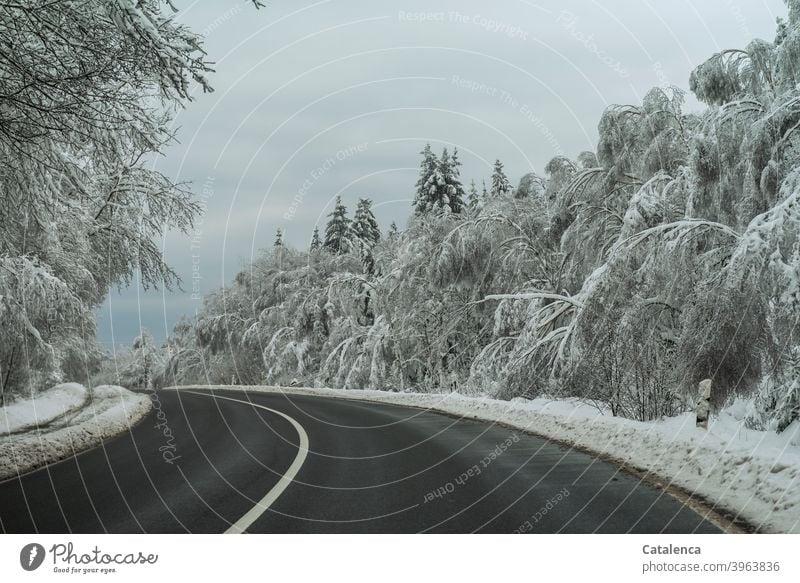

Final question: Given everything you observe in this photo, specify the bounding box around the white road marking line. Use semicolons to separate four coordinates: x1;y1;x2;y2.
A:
183;390;309;534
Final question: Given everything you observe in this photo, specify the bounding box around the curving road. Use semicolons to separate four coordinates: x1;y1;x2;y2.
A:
0;388;721;533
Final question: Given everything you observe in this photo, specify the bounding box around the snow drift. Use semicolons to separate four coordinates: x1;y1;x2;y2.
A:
0;384;152;480
1;382;88;435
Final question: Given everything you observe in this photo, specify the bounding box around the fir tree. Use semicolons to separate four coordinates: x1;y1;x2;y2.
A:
387;221;399;240
482;179;489;199
274;228;283;247
323;196;352;254
310;227;321;251
490;159;512;196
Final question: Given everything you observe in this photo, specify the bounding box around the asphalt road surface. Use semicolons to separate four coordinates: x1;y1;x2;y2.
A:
0;388;721;533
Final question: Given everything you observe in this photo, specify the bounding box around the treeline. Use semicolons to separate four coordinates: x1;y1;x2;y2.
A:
146;4;799;430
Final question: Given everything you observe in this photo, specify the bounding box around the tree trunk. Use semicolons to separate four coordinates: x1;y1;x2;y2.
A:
1;348;16;408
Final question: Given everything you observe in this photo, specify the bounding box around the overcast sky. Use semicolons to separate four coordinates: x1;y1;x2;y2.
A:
97;0;786;350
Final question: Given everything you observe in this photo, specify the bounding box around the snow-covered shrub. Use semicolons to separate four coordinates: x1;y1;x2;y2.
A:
744;319;800;433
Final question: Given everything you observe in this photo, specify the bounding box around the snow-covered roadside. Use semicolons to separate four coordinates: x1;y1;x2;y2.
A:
0;384;152;480
0;382;88;435
171;384;800;534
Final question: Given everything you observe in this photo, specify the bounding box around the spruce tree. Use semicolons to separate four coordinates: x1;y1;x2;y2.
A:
413;144;439;214
310;227;321;251
387;221;399;240
323;196;352;254
468;179;481;209
274;228;283;247
414;144;467;214
490;159;512;196
444;147;466;213
353;199;381;249
353;198;381;274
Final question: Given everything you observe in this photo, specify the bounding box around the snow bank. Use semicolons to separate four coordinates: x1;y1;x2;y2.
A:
171;385;800;534
0;384;152;480
0;382;88;435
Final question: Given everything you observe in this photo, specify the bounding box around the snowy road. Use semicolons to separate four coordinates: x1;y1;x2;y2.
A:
0;388;721;533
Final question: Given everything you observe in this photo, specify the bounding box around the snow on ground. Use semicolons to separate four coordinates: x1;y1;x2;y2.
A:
171;384;800;534
0;384;152;480
0;383;88;435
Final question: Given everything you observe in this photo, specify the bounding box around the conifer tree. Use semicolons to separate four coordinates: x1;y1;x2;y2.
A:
274;228;283;247
352;198;381;274
387;221;399;240
352;198;381;250
413;144;440;214
490;159;512;196
444;147;466;213
468;179;481;209
414;144;467;214
324;196;352;254
310;227;321;251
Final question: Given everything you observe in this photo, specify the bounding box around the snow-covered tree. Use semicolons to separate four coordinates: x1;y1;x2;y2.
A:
413;144;441;214
0;0;243;398
516;172;546;200
274;229;284;247
324;196;353;254
444;148;467;213
159;316;206;387
468;180;482;209
166;2;800;433
490;160;513;197
119;331;166;391
352;199;381;250
310;227;322;251
352;198;381;272
0;257;88;404
413;145;466;214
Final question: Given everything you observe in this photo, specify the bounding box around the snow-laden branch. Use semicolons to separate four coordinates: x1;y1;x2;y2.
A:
479;292;583;308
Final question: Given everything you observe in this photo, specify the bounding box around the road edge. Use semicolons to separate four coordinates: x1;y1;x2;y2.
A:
0;392;153;482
